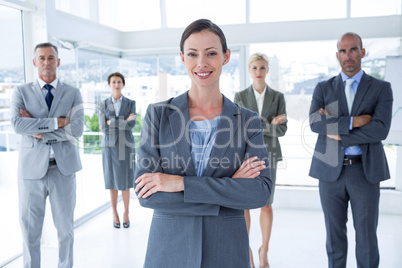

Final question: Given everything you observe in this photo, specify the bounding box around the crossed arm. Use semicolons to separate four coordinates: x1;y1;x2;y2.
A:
19;109;71;139
310;79;392;145
134;104;271;215
98;101;136;134
11;86;84;142
135;156;266;199
318;108;372;141
106;113;136;126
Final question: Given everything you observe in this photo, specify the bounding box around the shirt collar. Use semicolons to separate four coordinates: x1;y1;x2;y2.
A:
341;69;363;84
252;85;266;99
111;95;123;104
38;78;58;89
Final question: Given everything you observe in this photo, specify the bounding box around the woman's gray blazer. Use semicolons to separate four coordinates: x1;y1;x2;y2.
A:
135;92;272;268
98;96;136;190
234;85;287;163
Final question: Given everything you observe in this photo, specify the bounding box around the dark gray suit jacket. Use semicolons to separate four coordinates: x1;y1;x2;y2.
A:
98;96;136;147
98;96;136;190
309;72;393;183
234;85;287;163
135;92;272;268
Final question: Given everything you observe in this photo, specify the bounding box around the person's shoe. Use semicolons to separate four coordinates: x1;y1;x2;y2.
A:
113;222;120;229
258;247;269;268
123;222;130;228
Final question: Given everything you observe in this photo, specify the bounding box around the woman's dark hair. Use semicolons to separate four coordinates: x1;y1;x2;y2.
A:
180;19;228;53
107;72;125;86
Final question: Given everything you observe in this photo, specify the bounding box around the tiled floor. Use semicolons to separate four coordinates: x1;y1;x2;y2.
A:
5;197;402;268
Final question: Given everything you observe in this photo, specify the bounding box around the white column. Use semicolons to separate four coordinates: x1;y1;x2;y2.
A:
22;0;48;82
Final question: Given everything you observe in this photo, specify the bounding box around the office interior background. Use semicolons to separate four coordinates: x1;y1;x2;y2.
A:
0;0;402;267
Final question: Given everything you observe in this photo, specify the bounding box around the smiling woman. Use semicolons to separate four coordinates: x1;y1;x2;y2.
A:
180;30;230;93
134;19;272;268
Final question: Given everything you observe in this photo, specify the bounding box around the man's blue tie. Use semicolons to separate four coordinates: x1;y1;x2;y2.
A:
44;84;53;111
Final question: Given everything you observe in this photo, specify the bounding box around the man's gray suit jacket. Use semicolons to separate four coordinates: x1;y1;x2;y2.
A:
11;80;84;180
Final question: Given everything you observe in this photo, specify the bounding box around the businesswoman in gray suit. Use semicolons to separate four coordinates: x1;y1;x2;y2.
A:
134;19;272;268
234;53;287;268
98;72;136;228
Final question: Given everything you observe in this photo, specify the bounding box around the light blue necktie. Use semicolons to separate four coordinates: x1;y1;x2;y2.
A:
345;78;354;114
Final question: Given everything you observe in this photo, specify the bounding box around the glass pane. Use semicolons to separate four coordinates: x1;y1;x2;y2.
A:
249;38;401;187
221;52;240;101
0;4;24;264
77;50;102;88
166;0;246;28
55;0;94;20
75;51;121;154
158;54;190;100
250;0;346;23
0;7;24;85
68;51;122;220
121;57;158;116
58;47;77;87
99;0;161;31
352;0;402;17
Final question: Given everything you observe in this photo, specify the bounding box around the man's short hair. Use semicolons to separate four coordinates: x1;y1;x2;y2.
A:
33;42;59;58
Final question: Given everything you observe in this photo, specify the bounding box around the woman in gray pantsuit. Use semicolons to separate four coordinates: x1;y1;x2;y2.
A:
98;72;136;228
234;53;287;268
134;20;272;268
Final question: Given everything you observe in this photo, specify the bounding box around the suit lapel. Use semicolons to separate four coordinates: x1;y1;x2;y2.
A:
351;72;370;115
261;86;274;119
169;93;196;175
49;81;65;116
203;96;240;177
119;96;129;118
107;97;116;117
31;82;49;113
334;75;349;116
245;86;259;113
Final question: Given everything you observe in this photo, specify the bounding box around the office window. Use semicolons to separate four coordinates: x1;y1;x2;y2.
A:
351;0;402;17
250;38;400;187
165;0;246;28
56;0;161;31
55;0;97;20
120;57;158;116
58;47;78;87
250;0;346;23
98;0;161;31
158;54;189;101
0;4;24;266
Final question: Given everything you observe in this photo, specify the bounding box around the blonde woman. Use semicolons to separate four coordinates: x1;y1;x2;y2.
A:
234;53;287;268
